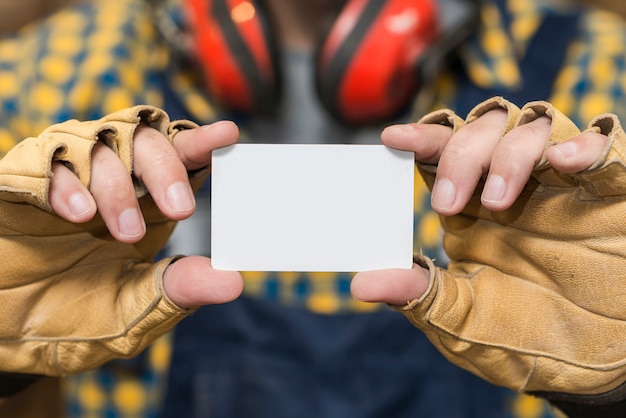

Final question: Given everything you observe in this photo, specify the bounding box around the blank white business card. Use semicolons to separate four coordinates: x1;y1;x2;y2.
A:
211;144;414;272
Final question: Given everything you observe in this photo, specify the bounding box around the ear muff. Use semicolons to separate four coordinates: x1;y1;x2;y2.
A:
316;0;439;124
185;0;440;123
185;0;281;114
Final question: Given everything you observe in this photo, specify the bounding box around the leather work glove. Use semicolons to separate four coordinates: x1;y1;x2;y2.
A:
0;106;202;376
398;97;626;413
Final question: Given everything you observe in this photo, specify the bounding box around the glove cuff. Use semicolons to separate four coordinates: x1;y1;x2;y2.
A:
389;254;439;317
417;108;465;131
0;105;195;210
465;96;521;133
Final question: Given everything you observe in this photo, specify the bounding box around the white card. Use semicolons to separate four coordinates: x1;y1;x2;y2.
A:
211;144;414;272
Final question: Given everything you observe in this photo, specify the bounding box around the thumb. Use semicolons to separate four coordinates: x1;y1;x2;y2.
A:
350;264;430;306
163;256;244;308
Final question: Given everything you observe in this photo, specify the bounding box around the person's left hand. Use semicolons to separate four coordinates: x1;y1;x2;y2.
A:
351;100;608;305
350;97;626;404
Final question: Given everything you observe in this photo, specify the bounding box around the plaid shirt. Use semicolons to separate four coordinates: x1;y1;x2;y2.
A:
2;0;625;416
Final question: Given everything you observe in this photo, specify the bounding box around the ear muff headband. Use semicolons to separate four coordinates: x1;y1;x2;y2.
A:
186;0;280;113
316;0;439;124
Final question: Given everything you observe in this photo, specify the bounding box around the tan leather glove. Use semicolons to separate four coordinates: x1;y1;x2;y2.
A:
398;97;626;404
0;106;203;376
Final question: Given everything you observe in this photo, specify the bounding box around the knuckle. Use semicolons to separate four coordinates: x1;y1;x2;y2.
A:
501;120;551;157
94;171;134;198
510;121;546;142
497;136;529;157
148;149;181;167
135;125;168;144
443;141;475;160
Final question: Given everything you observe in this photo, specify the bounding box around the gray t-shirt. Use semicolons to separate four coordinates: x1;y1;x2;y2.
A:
244;48;389;145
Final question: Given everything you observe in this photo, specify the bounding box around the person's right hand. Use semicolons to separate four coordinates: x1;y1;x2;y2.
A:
0;106;241;376
48;117;243;308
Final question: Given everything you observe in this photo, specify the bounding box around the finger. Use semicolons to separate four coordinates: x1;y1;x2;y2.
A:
49;162;97;222
162;256;244;308
380;123;454;164
133;125;196;221
350;264;430;306
431;109;508;215
481;116;552;211
172;120;240;171
90;142;146;242
545;131;609;173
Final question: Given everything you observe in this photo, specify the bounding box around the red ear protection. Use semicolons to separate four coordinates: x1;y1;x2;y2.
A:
186;0;439;124
316;0;439;124
186;0;281;113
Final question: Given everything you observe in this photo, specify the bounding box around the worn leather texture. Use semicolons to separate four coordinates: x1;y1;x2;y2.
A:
398;97;626;397
0;106;202;376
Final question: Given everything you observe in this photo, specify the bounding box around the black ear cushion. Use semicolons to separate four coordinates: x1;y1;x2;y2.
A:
314;0;388;122
212;0;282;112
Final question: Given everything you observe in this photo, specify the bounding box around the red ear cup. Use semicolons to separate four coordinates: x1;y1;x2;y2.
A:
186;0;439;123
316;0;439;124
185;0;280;113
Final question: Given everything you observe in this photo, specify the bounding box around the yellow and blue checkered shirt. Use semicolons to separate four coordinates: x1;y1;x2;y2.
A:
2;0;626;416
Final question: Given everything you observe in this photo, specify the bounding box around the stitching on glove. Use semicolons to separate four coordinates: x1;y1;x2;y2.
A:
587;114;623;170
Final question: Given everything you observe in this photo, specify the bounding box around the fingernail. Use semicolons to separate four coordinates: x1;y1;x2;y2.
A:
118;208;145;239
552;141;577;159
482;175;506;204
68;192;92;217
167;182;195;213
432;178;456;211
